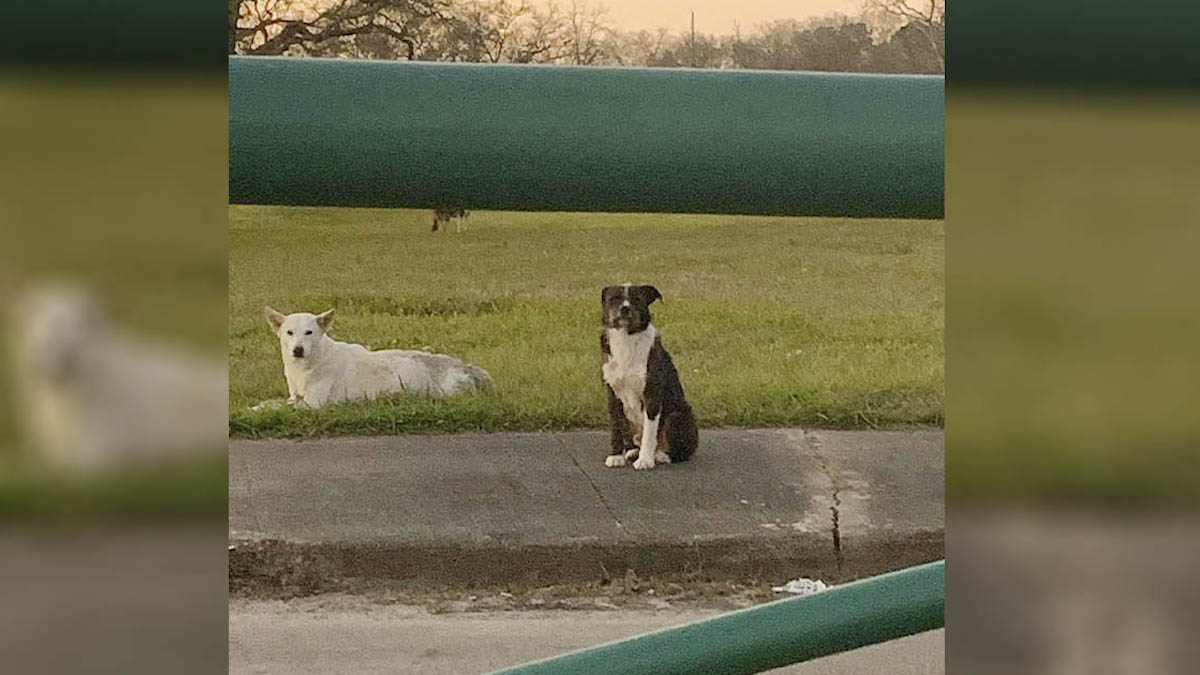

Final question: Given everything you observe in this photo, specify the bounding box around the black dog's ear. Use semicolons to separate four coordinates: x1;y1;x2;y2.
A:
640;285;662;305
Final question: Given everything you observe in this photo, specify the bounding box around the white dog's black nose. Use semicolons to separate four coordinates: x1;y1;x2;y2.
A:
619;305;631;316
292;346;304;358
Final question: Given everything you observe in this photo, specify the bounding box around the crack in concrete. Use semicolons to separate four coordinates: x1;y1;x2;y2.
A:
802;431;844;573
556;436;625;532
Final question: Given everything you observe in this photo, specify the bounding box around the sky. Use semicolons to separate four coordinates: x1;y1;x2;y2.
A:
600;0;864;34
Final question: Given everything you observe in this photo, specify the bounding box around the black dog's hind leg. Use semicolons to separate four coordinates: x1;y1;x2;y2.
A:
662;404;699;464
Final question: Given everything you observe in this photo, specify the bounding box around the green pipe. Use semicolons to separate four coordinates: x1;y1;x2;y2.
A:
493;561;944;675
954;0;1199;88
0;1;222;68
230;57;943;218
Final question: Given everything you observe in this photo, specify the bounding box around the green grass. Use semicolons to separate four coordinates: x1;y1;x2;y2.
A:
0;454;227;523
230;208;943;437
948;92;1200;505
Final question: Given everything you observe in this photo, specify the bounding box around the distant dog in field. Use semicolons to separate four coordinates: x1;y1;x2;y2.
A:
263;307;492;409
431;208;469;233
8;283;227;472
600;284;697;470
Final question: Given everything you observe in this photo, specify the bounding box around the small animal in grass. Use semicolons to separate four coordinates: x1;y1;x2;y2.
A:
600;284;698;470
262;307;492;409
431;208;470;233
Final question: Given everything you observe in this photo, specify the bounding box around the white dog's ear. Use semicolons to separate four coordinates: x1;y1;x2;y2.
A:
265;306;285;332
316;308;334;330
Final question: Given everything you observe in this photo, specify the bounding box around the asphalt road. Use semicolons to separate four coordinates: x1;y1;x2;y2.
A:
229;598;944;674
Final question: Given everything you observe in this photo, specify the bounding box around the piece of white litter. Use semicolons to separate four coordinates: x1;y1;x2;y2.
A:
772;578;829;596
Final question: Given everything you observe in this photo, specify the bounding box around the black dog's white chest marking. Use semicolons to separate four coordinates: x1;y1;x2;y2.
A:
602;325;657;427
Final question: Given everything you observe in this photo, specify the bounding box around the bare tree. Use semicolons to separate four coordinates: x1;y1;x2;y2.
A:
455;0;531;62
508;2;570;63
432;0;574;64
561;1;612;65
462;0;576;64
607;27;674;67
230;0;943;74
862;0;944;72
232;0;453;58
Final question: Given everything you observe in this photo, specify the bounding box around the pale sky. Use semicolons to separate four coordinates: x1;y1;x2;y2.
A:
601;0;864;34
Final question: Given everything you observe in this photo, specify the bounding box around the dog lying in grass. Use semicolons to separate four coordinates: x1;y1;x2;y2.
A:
9;282;226;472
262;307;492;409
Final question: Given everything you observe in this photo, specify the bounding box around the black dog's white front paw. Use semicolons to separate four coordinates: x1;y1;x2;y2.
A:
632;453;655;470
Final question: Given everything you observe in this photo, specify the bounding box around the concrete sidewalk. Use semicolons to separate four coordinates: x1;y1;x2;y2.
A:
230;429;943;595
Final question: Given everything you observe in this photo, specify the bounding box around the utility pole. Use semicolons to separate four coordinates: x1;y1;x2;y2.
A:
732;20;741;69
690;10;696;67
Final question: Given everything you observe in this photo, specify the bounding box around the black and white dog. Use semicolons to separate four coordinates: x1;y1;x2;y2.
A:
600;284;698;470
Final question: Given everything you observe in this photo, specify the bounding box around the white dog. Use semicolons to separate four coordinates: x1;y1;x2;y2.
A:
263;307;493;409
8;283;227;472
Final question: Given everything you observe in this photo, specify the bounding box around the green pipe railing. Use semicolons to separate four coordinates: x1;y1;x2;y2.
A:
229;57;943;218
494;560;944;674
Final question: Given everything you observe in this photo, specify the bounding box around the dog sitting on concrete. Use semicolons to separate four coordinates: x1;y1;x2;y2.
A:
600;284;698;470
264;307;492;409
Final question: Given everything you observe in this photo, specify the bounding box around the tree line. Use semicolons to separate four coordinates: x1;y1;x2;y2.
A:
230;0;944;74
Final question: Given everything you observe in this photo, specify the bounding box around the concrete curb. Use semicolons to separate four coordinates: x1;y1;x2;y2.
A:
230;429;943;597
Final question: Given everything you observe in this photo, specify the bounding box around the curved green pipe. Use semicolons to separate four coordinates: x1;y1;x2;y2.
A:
494;561;944;675
230;57;943;218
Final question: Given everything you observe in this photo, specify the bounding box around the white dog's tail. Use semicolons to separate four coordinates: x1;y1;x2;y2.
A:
464;363;494;390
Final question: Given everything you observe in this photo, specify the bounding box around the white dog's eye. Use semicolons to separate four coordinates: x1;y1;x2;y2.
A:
305;330;313;335
286;330;293;336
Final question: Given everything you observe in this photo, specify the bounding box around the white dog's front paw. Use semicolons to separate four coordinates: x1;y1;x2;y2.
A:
632;455;655;471
605;455;627;468
251;398;287;412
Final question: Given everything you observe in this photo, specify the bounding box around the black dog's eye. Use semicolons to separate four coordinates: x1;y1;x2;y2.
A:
286;330;293;336
305;330;313;335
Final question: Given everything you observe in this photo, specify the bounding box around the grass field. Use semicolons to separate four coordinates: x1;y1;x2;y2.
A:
230;207;943;437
